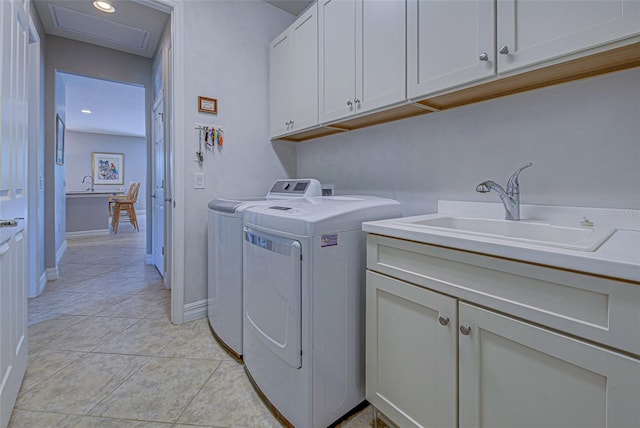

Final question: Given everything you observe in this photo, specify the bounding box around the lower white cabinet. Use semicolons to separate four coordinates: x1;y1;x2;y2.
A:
365;271;457;428
366;270;640;428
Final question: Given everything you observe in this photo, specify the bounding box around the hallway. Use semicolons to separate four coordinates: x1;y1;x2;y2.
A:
8;225;376;427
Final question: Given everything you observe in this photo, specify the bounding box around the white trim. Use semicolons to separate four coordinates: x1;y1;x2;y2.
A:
145;253;153;265
133;0;183;325
66;229;110;239
46;267;59;281
56;239;67;265
183;299;208;323
168;0;184;325
36;271;48;296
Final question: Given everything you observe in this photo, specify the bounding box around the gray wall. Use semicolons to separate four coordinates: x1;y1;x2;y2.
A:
65;131;147;211
180;1;297;305
44;36;152;271
297;68;640;215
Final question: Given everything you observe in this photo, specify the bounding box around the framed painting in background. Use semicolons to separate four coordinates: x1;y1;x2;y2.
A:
92;152;124;185
55;114;65;165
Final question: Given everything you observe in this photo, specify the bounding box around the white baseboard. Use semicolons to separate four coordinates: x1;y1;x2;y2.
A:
145;253;153;265
38;271;48;295
183;299;208;323
67;229;110;239
56;240;67;265
46;266;59;281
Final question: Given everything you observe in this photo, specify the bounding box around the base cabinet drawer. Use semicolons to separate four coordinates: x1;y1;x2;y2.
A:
366;271;640;428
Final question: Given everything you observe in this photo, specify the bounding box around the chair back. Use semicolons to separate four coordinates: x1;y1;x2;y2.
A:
124;182;137;199
129;182;141;203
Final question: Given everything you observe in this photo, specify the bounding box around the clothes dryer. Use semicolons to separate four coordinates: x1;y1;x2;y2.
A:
242;196;402;427
207;179;321;359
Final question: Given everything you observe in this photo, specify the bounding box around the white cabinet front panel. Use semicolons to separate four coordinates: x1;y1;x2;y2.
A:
497;0;640;73
358;0;406;112
366;272;457;428
291;5;318;131
270;30;292;137
458;302;640;428
319;0;357;123
407;0;495;98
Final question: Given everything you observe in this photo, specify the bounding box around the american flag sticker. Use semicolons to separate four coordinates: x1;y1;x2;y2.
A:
321;234;338;247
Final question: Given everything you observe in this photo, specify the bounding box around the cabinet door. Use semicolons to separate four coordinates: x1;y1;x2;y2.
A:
270;29;292;137
366;272;457;428
357;0;406;113
497;0;640;73
290;4;318;132
458;302;640;428
319;0;357;123
407;0;495;98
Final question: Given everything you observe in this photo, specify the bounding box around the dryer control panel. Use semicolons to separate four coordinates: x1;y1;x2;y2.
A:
269;179;321;197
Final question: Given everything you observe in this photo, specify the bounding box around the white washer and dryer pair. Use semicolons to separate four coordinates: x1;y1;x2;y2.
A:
206;179;322;359
242;195;402;428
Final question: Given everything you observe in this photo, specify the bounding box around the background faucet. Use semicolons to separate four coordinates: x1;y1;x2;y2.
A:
476;163;532;220
82;175;94;192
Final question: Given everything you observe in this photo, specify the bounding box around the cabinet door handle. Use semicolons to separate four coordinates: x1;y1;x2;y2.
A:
479;52;489;61
459;324;471;335
498;45;509;55
354;98;360;104
346;100;353;106
438;316;450;326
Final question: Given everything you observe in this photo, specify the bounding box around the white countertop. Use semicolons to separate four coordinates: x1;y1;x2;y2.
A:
66;191;122;198
363;201;640;283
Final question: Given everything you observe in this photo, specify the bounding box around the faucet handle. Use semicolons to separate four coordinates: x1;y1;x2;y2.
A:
506;163;532;195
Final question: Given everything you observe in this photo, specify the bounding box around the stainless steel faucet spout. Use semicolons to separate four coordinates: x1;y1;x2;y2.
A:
476;164;532;220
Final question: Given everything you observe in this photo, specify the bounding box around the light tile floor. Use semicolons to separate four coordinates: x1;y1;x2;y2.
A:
9;223;379;428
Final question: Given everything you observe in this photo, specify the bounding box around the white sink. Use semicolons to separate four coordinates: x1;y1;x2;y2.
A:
394;216;616;252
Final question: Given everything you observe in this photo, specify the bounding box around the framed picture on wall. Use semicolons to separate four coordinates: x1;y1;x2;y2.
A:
55;114;65;165
92;152;124;185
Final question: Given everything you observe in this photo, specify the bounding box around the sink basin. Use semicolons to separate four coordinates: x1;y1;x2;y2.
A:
394;216;616;251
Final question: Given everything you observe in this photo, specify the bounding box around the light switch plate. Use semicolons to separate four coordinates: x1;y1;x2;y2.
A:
194;173;205;189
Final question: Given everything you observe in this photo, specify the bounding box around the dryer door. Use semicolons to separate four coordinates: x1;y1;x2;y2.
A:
243;227;302;369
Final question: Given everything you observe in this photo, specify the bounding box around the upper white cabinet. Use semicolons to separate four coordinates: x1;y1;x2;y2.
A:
318;0;406;123
497;0;640;73
270;4;318;138
408;0;640;99
407;0;496;99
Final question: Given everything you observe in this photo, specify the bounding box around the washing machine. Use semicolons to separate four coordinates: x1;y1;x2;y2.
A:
242;195;402;428
207;179;322;359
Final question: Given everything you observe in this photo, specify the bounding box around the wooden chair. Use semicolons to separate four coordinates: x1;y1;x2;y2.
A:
109;181;137;216
111;182;141;233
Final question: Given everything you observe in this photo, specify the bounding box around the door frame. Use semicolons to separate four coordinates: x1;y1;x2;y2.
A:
134;0;185;323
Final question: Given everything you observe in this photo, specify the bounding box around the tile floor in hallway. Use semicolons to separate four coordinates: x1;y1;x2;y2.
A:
8;222;378;428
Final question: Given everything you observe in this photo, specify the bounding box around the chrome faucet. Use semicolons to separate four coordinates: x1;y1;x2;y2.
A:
476;163;532;220
82;175;94;192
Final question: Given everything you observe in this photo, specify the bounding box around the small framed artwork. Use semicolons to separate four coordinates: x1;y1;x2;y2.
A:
198;96;218;114
92;152;124;185
55;114;65;165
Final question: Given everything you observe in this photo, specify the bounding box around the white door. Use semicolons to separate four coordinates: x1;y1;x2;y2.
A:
407;0;495;98
243;228;302;369
152;94;165;278
0;0;29;426
497;0;640;73
366;272;457;428
319;0;357;123
458;302;640;428
357;0;406;113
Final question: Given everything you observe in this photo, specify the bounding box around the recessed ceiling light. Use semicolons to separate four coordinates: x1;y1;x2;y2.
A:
93;1;115;13
81;109;92;114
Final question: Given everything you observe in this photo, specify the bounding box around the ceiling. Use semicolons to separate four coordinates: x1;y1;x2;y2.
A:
35;0;311;137
62;73;146;137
